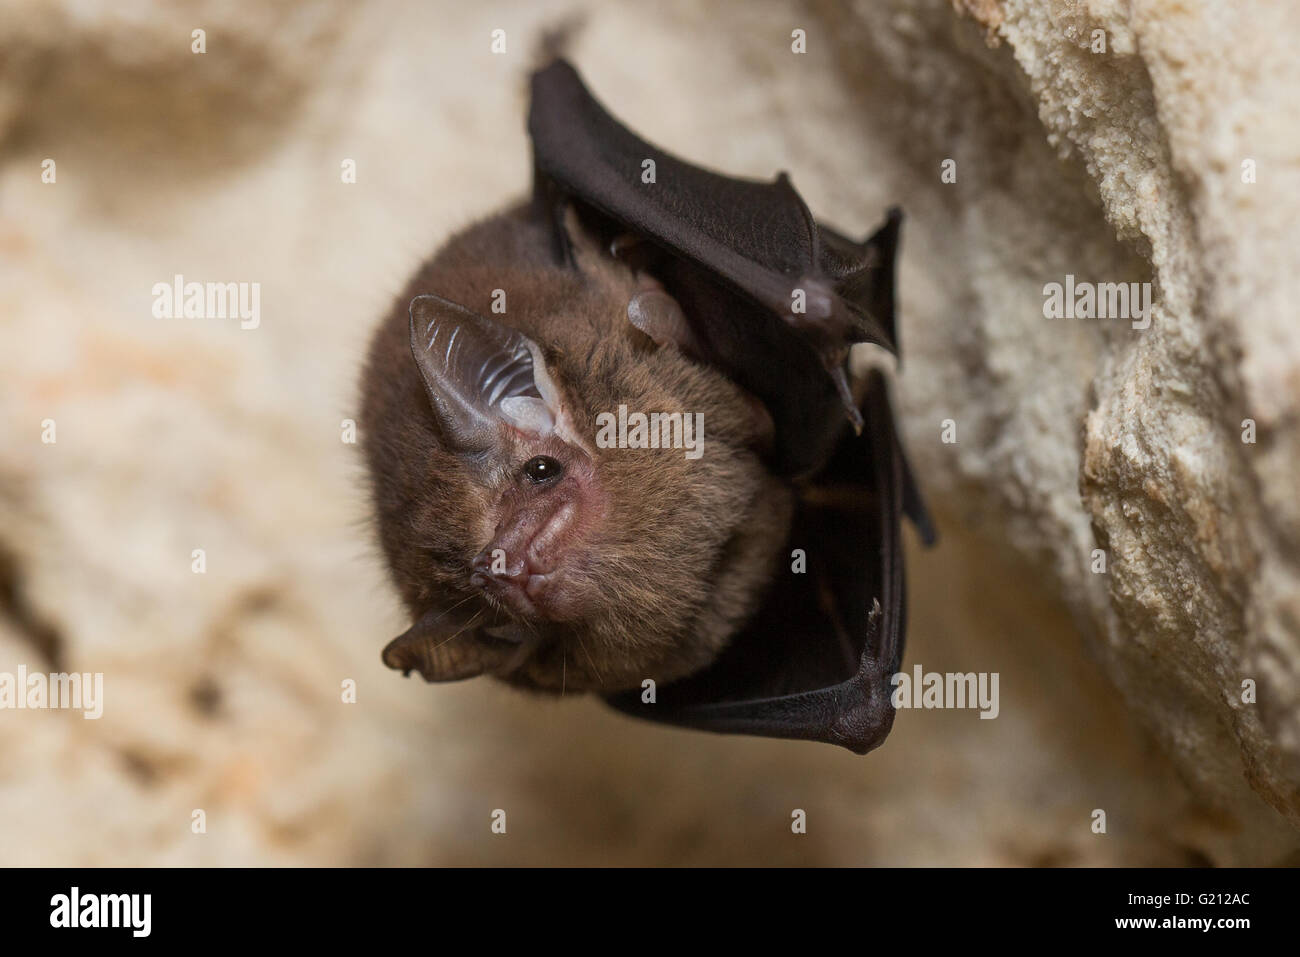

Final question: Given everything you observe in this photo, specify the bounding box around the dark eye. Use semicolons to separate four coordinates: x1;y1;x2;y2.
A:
522;455;563;484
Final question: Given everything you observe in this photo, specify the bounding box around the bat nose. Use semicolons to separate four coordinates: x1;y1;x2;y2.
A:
470;547;529;584
471;500;573;618
470;548;546;618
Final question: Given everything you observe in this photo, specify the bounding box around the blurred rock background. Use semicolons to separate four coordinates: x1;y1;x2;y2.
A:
0;0;1295;865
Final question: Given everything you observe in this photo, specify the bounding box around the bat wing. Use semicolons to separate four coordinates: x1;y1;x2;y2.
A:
528;59;934;753
606;370;932;753
530;59;899;477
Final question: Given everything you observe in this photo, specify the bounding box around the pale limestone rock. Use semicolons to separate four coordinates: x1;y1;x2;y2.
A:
822;0;1300;851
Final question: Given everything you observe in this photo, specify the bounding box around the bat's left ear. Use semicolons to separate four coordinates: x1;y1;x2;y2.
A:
408;294;561;448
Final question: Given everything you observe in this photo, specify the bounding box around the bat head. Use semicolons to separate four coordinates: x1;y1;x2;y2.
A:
407;293;607;625
370;250;791;696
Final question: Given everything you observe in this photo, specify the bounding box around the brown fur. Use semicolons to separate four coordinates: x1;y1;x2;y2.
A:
359;204;793;693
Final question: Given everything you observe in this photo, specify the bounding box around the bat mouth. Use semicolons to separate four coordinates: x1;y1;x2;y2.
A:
470;566;563;620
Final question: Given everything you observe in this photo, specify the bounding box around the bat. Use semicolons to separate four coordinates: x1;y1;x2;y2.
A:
359;58;935;754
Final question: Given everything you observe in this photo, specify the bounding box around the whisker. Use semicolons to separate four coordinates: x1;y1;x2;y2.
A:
575;634;604;684
433;609;484;650
424;593;475;627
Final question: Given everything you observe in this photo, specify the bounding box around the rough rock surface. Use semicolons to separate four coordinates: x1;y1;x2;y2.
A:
821;0;1300;851
0;0;1294;864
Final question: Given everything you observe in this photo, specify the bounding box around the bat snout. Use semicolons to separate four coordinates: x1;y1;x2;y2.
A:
470;494;591;620
470;547;531;582
470;542;562;618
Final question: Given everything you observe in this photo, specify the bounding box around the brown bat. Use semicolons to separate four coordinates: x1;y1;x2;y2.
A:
359;60;934;753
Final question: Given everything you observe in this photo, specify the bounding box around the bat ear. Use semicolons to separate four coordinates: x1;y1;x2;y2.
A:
408;294;560;448
382;607;512;682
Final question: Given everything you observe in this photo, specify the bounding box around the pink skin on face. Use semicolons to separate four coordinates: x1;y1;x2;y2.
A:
469;439;605;622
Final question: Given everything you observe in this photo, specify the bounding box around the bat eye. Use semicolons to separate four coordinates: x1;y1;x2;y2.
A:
522;455;563;484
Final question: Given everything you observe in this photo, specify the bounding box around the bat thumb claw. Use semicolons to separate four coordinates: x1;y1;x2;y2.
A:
827;363;865;433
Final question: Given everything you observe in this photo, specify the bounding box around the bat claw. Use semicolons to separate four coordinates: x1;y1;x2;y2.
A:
827;362;864;434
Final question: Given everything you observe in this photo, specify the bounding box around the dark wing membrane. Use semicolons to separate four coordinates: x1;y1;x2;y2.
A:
530;59;822;315
819;209;901;356
528;59;898;477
